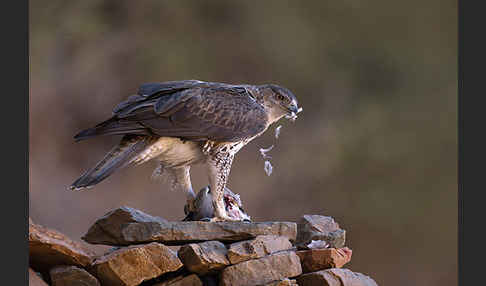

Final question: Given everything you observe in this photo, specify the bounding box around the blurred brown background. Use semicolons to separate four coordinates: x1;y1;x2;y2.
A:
29;1;457;285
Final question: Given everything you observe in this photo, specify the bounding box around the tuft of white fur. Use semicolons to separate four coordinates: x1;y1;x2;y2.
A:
275;125;282;139
150;164;178;191
264;161;273;176
259;145;274;159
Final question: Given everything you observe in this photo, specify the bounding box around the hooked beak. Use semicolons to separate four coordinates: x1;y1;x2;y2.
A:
284;104;303;121
288;105;299;114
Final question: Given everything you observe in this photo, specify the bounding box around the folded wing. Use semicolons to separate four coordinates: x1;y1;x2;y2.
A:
74;81;268;142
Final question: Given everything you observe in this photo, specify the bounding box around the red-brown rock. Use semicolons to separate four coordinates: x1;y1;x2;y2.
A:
177;241;230;275
297;268;378;286
50;265;100;286
227;235;292;264
297;247;352;273
29;268;48;286
29;219;95;272
92;242;183;286
153;274;203;286
264;278;298;286
296;215;346;249
220;251;302;286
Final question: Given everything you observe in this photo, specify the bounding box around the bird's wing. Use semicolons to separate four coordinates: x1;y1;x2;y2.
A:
112;80;207;115
75;82;268;142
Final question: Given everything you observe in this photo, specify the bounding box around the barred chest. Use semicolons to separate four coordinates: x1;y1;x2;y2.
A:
203;135;257;158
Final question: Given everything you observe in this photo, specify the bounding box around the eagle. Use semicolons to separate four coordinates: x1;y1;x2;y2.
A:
70;80;301;222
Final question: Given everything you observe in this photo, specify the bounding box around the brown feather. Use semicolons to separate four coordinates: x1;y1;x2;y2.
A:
75;81;269;143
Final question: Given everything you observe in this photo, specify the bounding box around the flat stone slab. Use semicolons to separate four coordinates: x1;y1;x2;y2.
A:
297;268;378;286
227;235;292;264
50;265;100;286
177;241;230;275
220;251;302;286
296;215;346;249
91;242;183;286
297;247;353;273
82;207;297;246
29;219;95;272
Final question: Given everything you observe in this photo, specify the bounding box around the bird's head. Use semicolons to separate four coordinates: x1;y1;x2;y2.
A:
257;84;302;123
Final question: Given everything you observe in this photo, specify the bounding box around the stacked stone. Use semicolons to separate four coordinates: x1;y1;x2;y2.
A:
29;207;378;286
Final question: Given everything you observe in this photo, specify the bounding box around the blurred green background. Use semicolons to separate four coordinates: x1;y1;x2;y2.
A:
29;1;457;285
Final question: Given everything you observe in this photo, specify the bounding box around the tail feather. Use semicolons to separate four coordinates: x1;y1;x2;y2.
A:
70;136;153;191
74;117;148;142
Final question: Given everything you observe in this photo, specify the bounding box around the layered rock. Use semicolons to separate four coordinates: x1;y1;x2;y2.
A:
297;268;378;286
297;247;353;273
227;235;293;264
49;265;100;286
295;215;346;249
91;242;183;286
29;209;378;286
83;207;297;246
220;251;302;286
152;274;203;286
29;219;95;272
29;268;48;286
264;278;298;286
177;241;230;275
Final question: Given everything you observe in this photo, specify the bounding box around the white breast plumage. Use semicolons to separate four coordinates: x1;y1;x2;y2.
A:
130;137;204;167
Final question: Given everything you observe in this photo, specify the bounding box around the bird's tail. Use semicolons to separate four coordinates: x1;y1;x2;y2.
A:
73;117;148;142
69;135;154;191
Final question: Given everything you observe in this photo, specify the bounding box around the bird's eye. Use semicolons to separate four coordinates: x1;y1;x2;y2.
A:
277;94;285;100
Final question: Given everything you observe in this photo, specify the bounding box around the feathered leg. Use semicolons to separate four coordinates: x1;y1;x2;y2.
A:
157;165;197;214
206;151;235;221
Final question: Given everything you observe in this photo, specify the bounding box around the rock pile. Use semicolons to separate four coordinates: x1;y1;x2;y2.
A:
29;207;378;286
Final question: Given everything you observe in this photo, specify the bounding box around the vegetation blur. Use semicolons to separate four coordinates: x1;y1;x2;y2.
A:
29;1;457;285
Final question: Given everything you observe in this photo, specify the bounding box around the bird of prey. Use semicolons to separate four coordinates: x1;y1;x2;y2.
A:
70;80;301;221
